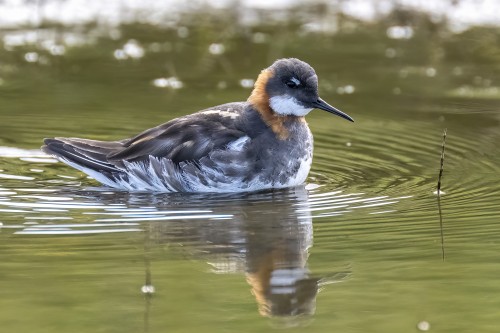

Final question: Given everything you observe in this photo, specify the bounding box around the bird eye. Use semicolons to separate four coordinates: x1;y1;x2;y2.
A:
285;79;300;88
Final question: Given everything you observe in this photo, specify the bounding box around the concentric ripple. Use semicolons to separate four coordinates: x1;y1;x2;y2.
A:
0;145;413;236
1;107;499;242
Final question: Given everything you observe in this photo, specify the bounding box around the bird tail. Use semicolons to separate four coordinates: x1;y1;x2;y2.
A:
42;137;124;186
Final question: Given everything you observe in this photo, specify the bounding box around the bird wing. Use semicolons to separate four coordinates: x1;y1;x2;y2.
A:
108;104;248;164
42;102;251;191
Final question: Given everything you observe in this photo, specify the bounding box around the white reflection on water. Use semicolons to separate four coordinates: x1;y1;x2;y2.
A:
0;173;34;180
152;77;184;89
1;0;499;30
0;146;53;158
0;146;412;240
93;214;233;222
16;226;141;235
0;183;411;236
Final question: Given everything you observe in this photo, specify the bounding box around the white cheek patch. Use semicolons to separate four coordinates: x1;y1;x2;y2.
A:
269;96;313;116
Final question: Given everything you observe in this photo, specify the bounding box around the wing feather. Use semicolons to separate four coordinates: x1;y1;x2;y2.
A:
42;102;250;179
108;104;248;163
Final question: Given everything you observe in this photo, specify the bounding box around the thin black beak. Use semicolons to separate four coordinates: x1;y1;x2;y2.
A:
312;98;354;122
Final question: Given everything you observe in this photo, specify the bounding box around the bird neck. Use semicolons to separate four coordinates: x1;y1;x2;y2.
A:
248;69;304;140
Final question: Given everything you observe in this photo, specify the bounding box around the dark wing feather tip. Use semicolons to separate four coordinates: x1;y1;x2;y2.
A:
42;138;121;173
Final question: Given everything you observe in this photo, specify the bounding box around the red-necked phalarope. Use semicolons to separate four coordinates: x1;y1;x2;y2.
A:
42;58;354;192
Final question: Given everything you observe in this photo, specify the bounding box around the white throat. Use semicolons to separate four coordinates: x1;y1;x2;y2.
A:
269;96;313;116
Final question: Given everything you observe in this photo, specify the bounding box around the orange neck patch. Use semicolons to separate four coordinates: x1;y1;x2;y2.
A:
248;69;304;140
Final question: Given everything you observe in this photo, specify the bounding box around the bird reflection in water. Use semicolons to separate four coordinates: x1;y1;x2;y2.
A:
139;185;350;319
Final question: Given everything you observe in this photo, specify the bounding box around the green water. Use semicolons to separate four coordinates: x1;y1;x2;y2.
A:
1;6;500;333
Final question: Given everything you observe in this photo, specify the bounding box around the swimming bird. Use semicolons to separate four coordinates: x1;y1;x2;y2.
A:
42;58;353;193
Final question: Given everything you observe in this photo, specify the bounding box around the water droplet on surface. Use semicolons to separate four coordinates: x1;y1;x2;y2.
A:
344;85;355;94
417;321;430;331
141;285;155;294
387;26;414;39
336;85;355;94
208;43;225;55
24;52;39;63
152;77;183;89
123;39;144;59
239;79;254;88
426;67;437;77
153;78;168;88
50;45;66;56
113;49;127;60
